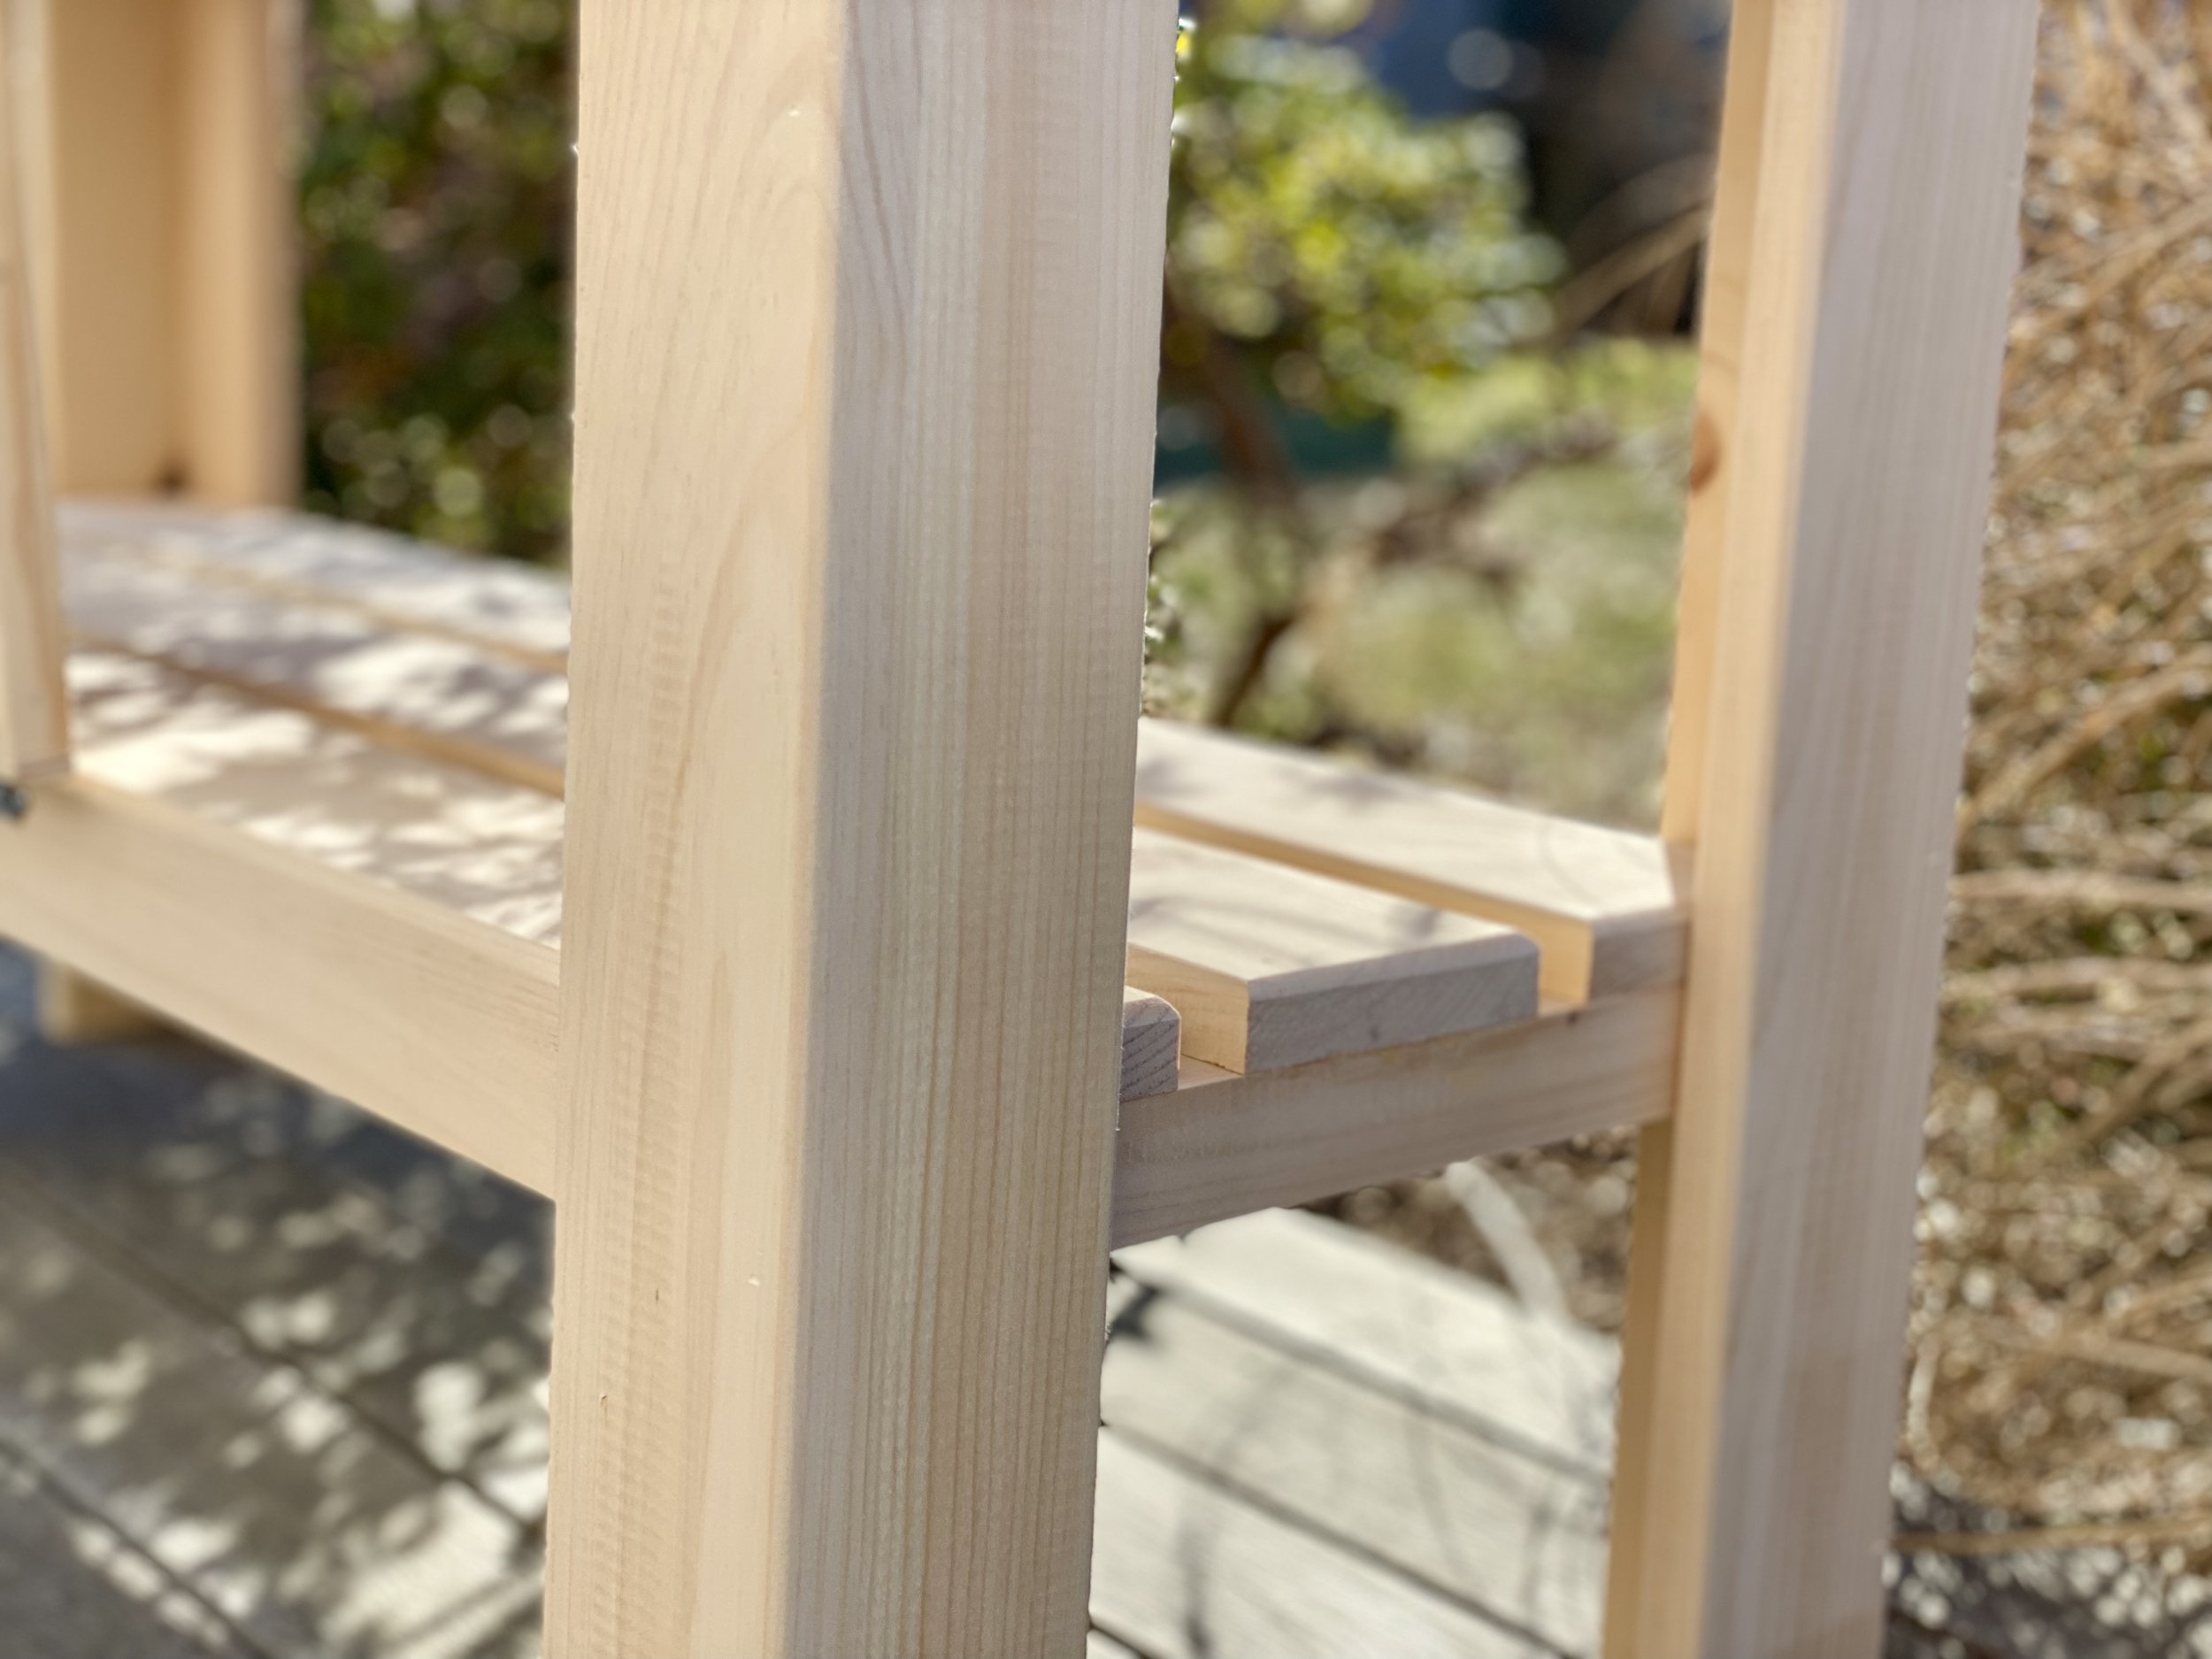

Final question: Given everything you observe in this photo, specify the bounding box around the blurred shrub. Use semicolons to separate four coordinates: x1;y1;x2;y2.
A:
298;0;1694;823
301;0;572;561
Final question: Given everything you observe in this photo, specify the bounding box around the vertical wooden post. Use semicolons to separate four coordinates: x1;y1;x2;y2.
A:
545;2;1178;1655
23;0;295;503
1602;1;2036;1655
0;0;61;788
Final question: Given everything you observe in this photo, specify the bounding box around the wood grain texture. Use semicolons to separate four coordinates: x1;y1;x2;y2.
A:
1120;988;1183;1103
1601;1;2038;1653
545;3;1179;1655
1135;719;1683;1002
1113;988;1678;1249
0;0;61;786
1125;827;1536;1071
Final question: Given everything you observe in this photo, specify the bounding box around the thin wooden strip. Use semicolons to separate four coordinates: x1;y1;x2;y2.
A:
68;533;1555;1081
1134;719;1684;1003
1125;827;1537;1073
61;500;572;670
0;3;63;787
62;508;1671;1030
1100;1279;1605;1654
1090;1431;1545;1659
1114;987;1678;1250
57;652;1174;1110
64;541;569;796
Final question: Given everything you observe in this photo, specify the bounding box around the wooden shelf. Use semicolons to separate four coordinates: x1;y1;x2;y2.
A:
1;500;1686;1238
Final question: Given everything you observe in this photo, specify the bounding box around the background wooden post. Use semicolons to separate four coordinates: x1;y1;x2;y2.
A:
545;2;1179;1655
0;0;61;790
11;0;296;1038
16;0;296;503
1602;0;2037;1653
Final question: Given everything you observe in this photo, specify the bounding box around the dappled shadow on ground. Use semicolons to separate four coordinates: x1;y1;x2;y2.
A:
0;947;546;1658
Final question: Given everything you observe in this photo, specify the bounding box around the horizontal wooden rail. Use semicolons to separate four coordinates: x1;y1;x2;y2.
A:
0;765;1663;1239
0;772;561;1186
1113;988;1680;1248
0;766;1680;1230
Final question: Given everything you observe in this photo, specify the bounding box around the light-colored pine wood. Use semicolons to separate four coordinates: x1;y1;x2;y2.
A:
0;0;62;788
65;539;570;795
66;499;572;668
1120;988;1184;1104
23;0;293;501
1601;1;2038;1653
59;507;1571;1091
1125;827;1537;1071
544;3;1179;1654
1135;719;1683;1003
1114;987;1677;1249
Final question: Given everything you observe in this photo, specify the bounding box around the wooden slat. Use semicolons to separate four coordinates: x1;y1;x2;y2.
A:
0;0;59;789
64;500;572;670
1114;987;1678;1249
65;540;569;795
68;649;566;944
1601;0;2038;1652
1125;827;1536;1071
66;521;1553;1083
544;2;1179;1653
4;654;1666;1216
1134;719;1683;1003
1120;987;1183;1103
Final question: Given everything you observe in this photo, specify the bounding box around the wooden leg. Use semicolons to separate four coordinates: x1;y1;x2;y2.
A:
19;0;294;503
36;961;157;1044
1603;0;2037;1655
543;2;1178;1655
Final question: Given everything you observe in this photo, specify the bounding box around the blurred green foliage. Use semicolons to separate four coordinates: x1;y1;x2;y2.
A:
1153;1;1694;824
1165;0;1561;422
301;0;572;560
299;0;1695;821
